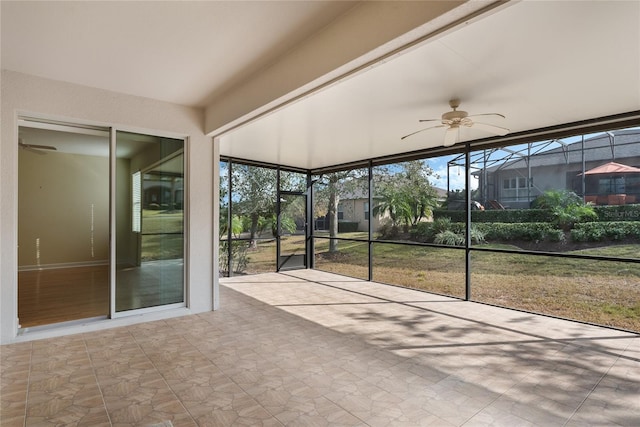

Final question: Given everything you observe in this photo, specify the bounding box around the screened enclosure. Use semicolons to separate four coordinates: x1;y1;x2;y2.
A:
220;123;640;332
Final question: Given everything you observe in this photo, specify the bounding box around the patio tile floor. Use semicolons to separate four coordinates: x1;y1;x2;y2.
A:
1;270;638;426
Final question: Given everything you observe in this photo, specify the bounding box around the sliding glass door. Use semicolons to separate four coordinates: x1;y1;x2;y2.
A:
17;120;187;330
114;131;185;313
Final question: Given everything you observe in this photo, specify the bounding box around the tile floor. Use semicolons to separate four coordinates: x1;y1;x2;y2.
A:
1;270;639;426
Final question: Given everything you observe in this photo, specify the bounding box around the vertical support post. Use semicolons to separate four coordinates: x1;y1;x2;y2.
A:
581;135;586;201
307;172;314;269
465;147;472;301
227;161;233;277
109;128;116;318
527;143;532;205
368;161;373;282
276;168;281;272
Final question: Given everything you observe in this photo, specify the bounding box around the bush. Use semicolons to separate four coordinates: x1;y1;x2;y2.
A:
470;227;486;244
434;230;465;246
552;204;597;230
377;220;399;239
433;209;552;223
531;189;582;209
594;205;640;222
474;222;563;242
571;221;640;242
219;240;249;276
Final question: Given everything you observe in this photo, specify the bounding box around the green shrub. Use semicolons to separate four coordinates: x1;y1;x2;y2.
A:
434;230;465;246
571;221;640;242
470;226;486;244
219;240;249;276
433;209;552;223
474;222;562;242
594;205;640;222
433;217;453;233
377;220;399;239
531;189;582;209
552;204;597;230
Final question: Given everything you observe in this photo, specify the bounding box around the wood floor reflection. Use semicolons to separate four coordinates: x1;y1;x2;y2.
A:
18;265;109;328
18;261;185;328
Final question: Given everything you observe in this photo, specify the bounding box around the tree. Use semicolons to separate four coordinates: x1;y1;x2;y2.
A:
231;165;277;248
373;160;440;232
314;169;368;252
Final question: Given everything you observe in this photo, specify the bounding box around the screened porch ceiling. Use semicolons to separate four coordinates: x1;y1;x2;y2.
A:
219;0;640;171
3;1;639;170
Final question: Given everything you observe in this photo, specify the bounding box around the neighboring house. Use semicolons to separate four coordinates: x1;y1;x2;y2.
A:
315;186;378;232
472;129;640;209
322;186;448;232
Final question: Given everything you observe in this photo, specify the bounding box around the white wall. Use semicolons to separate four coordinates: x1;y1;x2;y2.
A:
1;70;214;344
18;150;110;268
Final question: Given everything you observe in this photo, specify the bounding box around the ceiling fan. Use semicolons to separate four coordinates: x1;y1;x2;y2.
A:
401;99;509;147
18;138;57;154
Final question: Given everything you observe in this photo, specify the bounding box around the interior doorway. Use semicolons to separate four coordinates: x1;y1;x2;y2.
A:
277;192;307;271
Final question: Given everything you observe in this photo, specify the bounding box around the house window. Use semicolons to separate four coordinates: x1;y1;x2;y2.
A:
599;177;625;194
518;177;527;188
364;202;369;220
503;178;518;189
338;204;344;220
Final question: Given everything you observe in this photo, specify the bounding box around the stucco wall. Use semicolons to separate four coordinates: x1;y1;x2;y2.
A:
1;70;214;343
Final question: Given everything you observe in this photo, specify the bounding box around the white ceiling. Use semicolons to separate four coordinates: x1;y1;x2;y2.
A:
1;0;358;107
3;1;640;171
221;0;640;170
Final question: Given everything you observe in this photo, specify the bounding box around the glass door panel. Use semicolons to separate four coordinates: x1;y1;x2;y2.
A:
278;193;307;271
18;122;110;328
115;131;185;312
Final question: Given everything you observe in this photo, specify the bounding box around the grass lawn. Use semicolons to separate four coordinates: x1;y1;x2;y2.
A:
141;209;184;261
226;231;640;332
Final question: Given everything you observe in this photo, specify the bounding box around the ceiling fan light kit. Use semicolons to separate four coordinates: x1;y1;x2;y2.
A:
402;99;509;146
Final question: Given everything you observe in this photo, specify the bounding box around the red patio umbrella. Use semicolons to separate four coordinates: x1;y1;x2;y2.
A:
581;161;640;175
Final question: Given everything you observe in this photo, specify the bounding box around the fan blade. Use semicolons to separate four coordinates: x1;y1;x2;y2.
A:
468;113;505;119
418;118;441;123
401;124;446;141
472;122;510;136
443;127;459;147
19;143;57;151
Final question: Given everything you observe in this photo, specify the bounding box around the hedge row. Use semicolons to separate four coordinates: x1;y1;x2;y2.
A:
434;204;640;224
412;222;563;243
414;221;640;243
571;221;640;242
593;205;640;222
475;223;565;242
432;209;553;223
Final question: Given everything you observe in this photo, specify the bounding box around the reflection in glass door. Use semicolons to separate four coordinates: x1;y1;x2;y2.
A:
278;193;307;271
115;131;185;313
17;122;110;328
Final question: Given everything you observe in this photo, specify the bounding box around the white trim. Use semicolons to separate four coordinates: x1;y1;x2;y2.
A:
109;127;117;319
111;302;185;319
11;307;192;344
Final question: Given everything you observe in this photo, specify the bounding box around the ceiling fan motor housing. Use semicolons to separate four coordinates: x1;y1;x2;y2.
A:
442;109;468;124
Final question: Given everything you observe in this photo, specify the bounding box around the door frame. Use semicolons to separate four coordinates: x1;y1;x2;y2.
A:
276;190;308;271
